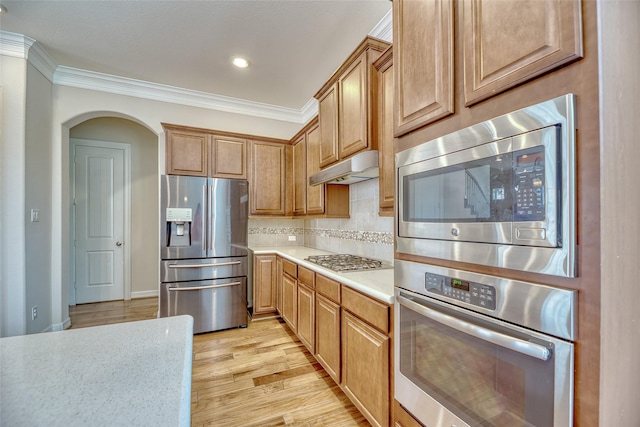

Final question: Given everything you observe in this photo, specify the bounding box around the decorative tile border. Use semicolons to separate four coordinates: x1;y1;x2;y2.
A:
305;228;394;245
249;226;393;246
249;227;305;235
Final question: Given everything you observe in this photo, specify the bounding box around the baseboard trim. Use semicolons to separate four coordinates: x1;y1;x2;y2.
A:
131;290;159;299
51;317;72;331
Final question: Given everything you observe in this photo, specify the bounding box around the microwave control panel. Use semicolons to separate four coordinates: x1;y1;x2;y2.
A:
425;273;496;310
513;146;546;221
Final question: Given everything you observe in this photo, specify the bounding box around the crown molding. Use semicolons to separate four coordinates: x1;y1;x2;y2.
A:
53;66;308;124
369;9;393;42
0;31;57;82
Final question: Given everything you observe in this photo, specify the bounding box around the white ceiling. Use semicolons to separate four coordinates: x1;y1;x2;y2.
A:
0;0;392;112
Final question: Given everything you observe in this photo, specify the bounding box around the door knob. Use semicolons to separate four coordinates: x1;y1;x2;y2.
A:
116;241;123;247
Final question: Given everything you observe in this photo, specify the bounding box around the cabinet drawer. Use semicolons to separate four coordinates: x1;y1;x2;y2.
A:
316;274;341;303
298;266;315;288
341;286;389;334
282;259;297;278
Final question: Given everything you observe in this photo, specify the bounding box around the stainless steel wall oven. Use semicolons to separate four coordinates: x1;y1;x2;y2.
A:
396;94;577;277
394;260;577;427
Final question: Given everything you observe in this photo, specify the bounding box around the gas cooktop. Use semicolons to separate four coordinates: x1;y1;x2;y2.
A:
304;254;390;272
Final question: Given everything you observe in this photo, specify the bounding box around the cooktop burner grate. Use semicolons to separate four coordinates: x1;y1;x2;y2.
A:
305;254;387;272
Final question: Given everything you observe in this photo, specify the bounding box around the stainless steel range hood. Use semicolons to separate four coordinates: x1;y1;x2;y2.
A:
309;150;379;186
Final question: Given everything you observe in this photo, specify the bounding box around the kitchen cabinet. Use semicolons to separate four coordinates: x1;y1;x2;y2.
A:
393;400;423;427
209;135;247;179
393;0;454;137
253;254;278;316
462;0;583;106
250;139;290;216
164;126;209;176
296;266;315;354
276;256;283;316
292;133;307;215
373;46;395;217
315;36;390;168
342;310;390;427
290;118;350;218
163;124;249;179
315;276;341;384
281;259;298;332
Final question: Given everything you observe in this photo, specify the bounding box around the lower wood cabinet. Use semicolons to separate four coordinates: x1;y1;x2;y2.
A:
315;294;341;383
342;310;390;427
297;282;315;354
281;273;298;333
393;400;424;427
253;254;277;315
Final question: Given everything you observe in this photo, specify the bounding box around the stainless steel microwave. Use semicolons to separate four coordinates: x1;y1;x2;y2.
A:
396;94;577;277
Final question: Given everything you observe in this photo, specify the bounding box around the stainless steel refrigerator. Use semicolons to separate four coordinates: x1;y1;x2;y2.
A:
160;175;248;333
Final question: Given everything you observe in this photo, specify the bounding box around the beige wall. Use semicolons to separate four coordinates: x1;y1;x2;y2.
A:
70;117;159;298
25;61;53;333
0;55;28;337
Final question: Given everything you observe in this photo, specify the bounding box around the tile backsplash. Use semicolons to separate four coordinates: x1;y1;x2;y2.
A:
249;178;394;264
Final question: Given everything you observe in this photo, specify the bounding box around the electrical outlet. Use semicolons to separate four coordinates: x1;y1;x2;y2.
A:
31;306;38;320
288;235;297;242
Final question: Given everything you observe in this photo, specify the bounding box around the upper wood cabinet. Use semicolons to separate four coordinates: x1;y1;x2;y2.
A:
292;134;307;215
393;0;454;137
462;0;583;106
209;135;247;179
305;120;325;215
373;47;395;217
250;140;289;216
164;127;209;176
163;124;248;179
315;36;390;168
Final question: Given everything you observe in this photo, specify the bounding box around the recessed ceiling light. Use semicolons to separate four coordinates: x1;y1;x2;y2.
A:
231;57;250;69
0;5;7;13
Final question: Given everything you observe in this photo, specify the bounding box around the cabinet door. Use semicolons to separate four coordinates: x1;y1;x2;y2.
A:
315;294;341;384
462;0;583;106
374;48;395;217
292;134;307;215
276;256;283;315
342;311;390;427
253;255;277;315
166;129;208;176
339;51;368;159
281;273;298;333
393;400;423;427
297;282;315;354
210;135;247;179
318;83;340;168
250;140;287;215
306;121;325;215
393;0;454;136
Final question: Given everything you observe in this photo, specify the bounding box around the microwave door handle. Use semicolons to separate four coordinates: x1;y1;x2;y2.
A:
397;294;552;361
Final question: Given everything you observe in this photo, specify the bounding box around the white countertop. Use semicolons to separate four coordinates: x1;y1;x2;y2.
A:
251;246;395;304
1;315;194;427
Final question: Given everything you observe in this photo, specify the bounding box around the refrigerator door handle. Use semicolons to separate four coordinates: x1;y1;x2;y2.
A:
167;261;242;269
168;281;242;292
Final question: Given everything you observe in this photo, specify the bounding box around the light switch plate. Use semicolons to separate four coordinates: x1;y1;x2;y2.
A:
30;209;40;222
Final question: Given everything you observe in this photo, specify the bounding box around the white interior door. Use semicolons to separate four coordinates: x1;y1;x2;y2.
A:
73;140;128;303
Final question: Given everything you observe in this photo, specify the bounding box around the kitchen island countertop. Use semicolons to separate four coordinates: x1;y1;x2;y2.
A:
251;246;394;303
0;315;193;427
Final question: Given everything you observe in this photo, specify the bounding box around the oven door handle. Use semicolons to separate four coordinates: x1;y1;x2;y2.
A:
397;294;552;361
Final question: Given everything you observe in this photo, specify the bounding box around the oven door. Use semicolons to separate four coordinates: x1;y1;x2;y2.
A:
394;288;574;427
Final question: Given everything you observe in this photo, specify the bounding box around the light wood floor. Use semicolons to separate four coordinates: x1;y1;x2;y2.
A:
69;298;370;427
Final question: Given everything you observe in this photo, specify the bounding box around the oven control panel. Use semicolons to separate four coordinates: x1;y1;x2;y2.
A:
425;273;496;310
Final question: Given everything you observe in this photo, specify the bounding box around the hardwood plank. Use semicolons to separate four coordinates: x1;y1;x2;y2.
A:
69;298;370;426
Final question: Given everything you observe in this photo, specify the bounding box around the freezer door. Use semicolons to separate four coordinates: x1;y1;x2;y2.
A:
161;175;208;260
208;178;249;258
159;277;247;334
